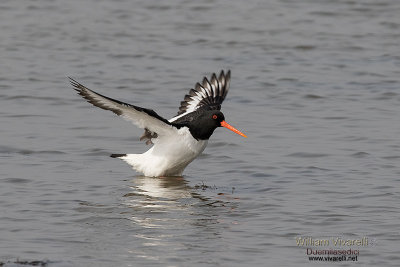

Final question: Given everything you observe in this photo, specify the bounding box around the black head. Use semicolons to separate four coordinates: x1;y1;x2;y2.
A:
187;110;225;140
183;110;247;140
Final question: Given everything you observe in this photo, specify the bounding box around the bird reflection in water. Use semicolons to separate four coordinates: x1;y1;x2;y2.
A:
117;176;240;260
122;176;238;229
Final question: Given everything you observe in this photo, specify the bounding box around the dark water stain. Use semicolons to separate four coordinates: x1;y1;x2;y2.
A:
350;151;370;158
286;152;330;158
2;178;31;183
0;260;49;266
303;94;324;99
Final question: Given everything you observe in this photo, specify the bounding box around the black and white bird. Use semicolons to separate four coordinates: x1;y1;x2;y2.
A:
69;70;247;177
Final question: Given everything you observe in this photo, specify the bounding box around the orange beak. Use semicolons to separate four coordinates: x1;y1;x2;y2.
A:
220;120;247;138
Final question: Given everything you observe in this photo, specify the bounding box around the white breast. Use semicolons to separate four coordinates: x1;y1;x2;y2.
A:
121;127;208;177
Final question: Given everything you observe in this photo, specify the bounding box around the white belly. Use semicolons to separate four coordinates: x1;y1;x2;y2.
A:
121;127;208;177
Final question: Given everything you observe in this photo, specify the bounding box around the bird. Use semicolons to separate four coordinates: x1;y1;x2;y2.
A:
69;70;247;177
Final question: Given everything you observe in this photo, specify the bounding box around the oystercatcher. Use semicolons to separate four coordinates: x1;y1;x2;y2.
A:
69;70;247;177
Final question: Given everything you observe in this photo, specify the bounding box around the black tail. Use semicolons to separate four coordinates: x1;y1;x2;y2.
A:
110;154;126;158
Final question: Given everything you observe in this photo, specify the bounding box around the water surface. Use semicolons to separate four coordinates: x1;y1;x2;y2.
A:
1;0;400;266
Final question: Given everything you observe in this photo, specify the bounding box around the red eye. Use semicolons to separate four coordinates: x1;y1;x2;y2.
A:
212;114;218;119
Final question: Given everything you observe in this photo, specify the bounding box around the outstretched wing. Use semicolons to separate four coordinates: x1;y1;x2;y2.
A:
169;70;230;122
69;78;177;138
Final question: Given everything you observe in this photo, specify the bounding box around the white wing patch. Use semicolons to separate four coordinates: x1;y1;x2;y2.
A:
169;70;230;122
69;78;177;138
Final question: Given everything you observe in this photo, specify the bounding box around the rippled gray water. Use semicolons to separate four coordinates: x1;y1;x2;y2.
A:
1;0;400;266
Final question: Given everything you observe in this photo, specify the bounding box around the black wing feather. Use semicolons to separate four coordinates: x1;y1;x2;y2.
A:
174;70;231;117
69;78;176;146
